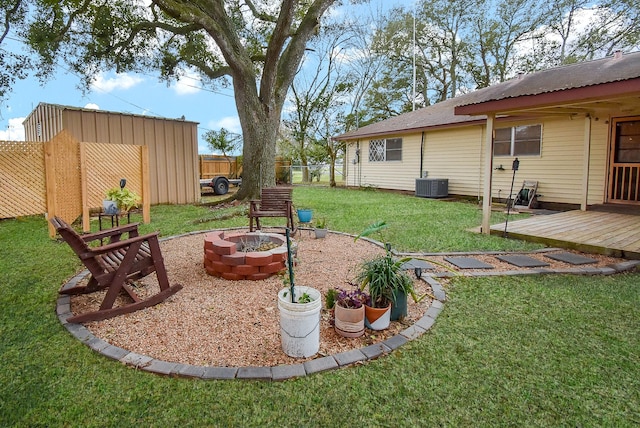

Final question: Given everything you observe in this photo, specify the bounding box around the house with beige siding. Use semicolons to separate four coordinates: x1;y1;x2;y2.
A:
23;103;200;205
335;51;640;233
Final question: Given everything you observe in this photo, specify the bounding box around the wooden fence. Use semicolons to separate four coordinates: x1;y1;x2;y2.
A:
1;130;149;237
198;154;291;183
199;155;240;179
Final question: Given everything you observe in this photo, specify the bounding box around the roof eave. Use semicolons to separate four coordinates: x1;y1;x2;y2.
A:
454;78;640;116
334;119;488;141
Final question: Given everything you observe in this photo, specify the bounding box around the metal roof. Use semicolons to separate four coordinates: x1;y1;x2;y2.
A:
335;51;640;141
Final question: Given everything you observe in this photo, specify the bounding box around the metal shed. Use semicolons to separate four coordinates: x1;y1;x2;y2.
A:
23;102;200;205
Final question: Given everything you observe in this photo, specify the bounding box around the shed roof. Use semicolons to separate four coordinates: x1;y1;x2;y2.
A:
24;102;199;125
335;51;640;141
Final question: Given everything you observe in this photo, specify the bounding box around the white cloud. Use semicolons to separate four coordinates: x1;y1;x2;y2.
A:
0;117;26;141
211;116;242;134
91;72;144;93
172;70;202;95
84;103;100;110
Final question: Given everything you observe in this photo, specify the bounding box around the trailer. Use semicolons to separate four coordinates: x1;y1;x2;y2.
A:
199;176;241;195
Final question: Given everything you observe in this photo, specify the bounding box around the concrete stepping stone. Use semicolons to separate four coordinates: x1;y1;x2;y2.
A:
444;256;494;269
401;258;435;270
544;252;597;265
495;255;550;268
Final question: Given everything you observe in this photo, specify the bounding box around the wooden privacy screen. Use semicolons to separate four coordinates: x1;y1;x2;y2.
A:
0;141;47;218
0;131;149;237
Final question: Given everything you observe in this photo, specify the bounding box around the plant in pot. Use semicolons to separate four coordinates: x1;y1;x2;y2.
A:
331;284;370;338
314;218;328;239
103;180;141;215
356;250;416;329
277;228;322;358
354;221;421;328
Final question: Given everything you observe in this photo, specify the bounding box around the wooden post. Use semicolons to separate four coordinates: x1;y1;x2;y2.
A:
43;141;57;238
80;142;90;232
482;114;495;235
581;115;592;211
141;146;151;224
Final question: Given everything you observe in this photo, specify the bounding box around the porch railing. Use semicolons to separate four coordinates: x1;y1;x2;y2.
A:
609;164;640;203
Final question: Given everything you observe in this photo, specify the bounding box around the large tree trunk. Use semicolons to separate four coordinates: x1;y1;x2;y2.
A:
234;80;280;201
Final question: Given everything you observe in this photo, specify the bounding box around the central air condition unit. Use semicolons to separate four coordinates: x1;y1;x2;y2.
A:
415;178;448;198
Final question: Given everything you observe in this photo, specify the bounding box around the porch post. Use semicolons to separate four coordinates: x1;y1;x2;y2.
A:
580;115;592;210
482;114;495;234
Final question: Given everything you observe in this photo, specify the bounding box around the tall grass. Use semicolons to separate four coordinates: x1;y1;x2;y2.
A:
0;187;637;426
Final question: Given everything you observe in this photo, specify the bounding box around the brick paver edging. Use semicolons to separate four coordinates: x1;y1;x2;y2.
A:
55;229;640;381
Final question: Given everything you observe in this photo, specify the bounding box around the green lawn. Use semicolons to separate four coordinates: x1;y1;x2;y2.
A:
1;187;638;426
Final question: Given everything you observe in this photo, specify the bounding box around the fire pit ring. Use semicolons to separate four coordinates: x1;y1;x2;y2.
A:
203;231;289;280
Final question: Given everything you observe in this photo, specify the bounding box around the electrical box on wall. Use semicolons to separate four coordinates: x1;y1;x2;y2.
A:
415;178;448;198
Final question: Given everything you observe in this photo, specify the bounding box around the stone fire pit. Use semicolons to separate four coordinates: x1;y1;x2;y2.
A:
203;230;289;280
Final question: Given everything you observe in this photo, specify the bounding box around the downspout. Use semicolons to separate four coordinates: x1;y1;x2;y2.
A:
356;140;361;187
419;131;425;177
580;114;592;210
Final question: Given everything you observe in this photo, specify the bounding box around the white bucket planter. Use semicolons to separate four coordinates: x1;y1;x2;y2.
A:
277;286;321;358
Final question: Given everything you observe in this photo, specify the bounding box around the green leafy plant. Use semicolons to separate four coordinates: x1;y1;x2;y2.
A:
354;221;455;306
315;218;327;229
355;253;413;308
105;187;141;212
325;288;338;310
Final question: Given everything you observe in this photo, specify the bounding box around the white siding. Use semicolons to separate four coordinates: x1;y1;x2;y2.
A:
344;114;617;206
587;118;610;205
424;126;485;198
345;134;422;191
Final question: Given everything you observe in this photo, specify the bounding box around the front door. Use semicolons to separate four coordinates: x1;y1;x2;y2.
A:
608;117;640;204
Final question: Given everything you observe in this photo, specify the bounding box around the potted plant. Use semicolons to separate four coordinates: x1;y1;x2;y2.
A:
314;217;328;239
354;221;417;329
103;181;141;214
356;249;415;329
277;228;321;358
331;284;370;338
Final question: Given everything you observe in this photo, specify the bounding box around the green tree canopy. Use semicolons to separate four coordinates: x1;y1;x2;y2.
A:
23;0;340;199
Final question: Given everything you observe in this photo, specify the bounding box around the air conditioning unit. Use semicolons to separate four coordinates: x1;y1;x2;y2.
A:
415;178;448;198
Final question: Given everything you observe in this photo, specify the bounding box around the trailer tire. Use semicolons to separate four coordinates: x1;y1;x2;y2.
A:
213;177;230;195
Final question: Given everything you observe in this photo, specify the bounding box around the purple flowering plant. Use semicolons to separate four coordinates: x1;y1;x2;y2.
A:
335;284;371;309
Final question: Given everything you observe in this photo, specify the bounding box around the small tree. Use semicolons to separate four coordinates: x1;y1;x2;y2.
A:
203;128;242;179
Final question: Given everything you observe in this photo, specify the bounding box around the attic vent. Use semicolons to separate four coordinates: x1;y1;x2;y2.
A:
415;178;448;198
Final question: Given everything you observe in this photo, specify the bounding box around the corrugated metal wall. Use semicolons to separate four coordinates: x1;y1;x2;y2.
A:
23;103;199;205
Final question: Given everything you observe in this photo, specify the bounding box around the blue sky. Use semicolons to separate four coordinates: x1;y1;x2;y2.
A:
0;1;410;153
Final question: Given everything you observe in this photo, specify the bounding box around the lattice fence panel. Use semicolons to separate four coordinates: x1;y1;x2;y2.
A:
84;142;143;210
47;131;82;225
0;141;47;218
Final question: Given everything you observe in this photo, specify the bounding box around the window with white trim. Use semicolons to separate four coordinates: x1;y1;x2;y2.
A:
369;138;402;162
494;125;542;156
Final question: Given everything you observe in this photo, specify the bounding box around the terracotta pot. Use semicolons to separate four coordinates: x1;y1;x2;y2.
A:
364;304;391;330
334;304;365;338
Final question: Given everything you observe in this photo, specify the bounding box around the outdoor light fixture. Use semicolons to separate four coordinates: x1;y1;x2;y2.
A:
414;267;422;279
120;178;127;189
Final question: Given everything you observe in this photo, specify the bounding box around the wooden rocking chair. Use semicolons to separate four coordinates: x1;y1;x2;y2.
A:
51;216;182;323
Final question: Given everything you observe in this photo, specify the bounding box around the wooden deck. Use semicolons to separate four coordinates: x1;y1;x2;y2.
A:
491;210;640;259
